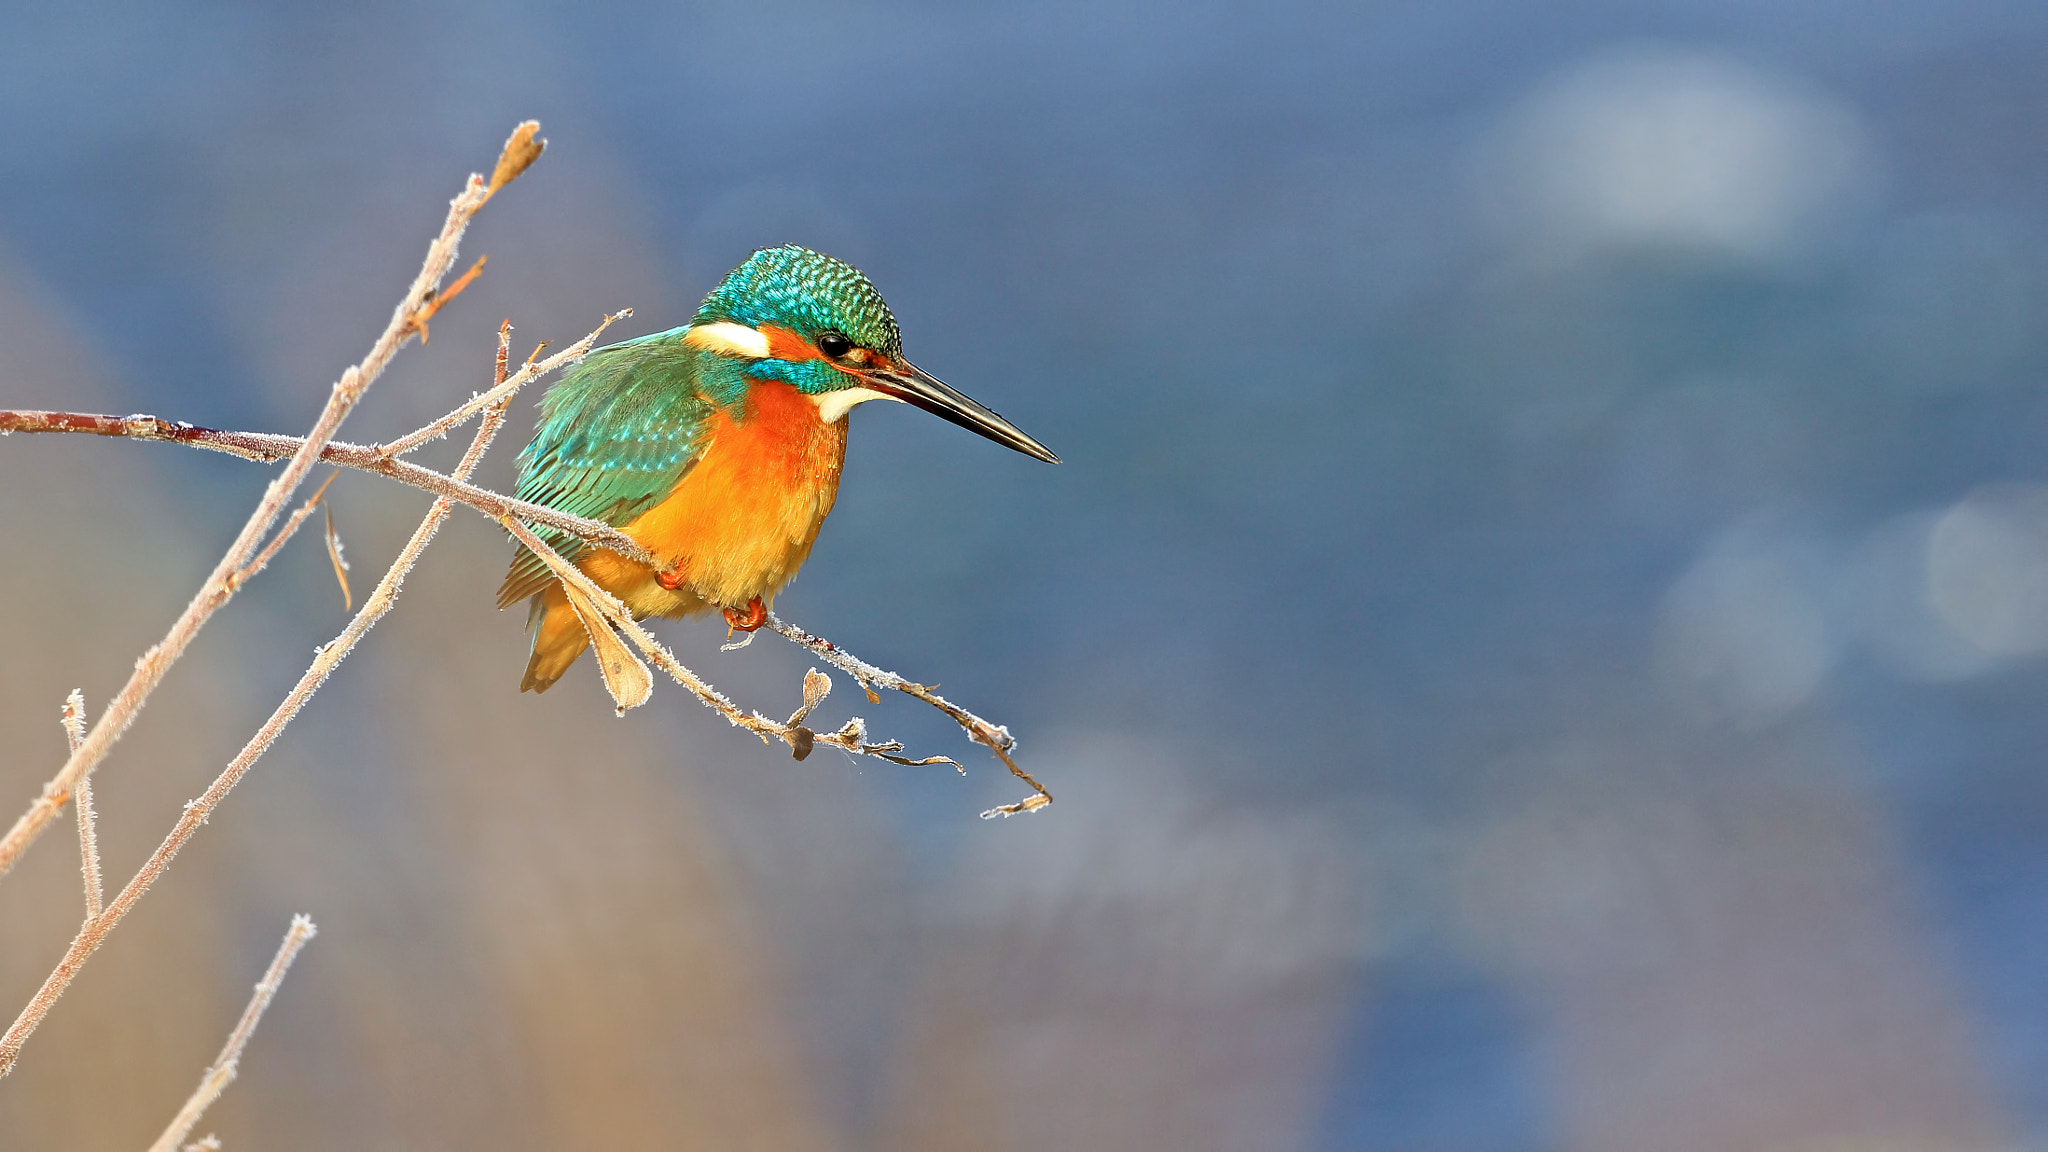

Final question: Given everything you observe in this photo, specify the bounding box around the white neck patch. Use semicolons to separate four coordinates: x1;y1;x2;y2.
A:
682;321;771;359
813;386;902;423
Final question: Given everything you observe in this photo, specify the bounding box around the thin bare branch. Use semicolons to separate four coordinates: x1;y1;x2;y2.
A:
2;392;1047;814
0;407;660;569
62;691;102;919
60;690;85;755
1;300;1040;820
232;471;340;593
766;615;1052;817
147;915;317;1152
0;333;527;1080
74;773;100;922
499;517;958;770
404;255;486;345
376;310;624;456
0;310;648;570
0;125;526;883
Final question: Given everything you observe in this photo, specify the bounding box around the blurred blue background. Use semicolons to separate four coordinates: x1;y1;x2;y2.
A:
2;1;2047;1148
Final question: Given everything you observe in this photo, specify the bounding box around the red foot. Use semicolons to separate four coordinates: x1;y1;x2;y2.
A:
656;567;686;591
723;597;767;633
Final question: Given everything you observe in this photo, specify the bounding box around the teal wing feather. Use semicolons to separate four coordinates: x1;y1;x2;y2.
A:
497;329;711;607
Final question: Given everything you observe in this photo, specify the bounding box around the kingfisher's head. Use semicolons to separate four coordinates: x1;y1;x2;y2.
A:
683;245;1058;464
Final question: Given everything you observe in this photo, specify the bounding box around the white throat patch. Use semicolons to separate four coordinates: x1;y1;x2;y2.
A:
682;321;771;359
812;386;901;423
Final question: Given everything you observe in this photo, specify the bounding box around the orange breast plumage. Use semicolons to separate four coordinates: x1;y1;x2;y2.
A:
579;381;848;619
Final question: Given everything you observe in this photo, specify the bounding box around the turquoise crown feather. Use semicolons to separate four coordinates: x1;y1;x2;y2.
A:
695;245;902;358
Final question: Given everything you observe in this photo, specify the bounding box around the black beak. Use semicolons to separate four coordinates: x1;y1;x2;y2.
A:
865;360;1060;464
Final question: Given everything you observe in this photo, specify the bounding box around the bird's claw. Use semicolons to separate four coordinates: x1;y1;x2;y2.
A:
656;567;685;591
723;597;766;634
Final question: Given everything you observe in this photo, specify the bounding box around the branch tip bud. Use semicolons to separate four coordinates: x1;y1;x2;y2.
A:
488;121;545;195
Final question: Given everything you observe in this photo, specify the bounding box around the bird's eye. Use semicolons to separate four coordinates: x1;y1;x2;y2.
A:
818;332;854;359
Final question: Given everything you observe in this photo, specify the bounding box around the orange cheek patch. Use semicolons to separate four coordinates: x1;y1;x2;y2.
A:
760;325;824;362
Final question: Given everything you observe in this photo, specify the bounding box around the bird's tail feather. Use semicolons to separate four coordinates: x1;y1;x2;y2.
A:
520;584;590;693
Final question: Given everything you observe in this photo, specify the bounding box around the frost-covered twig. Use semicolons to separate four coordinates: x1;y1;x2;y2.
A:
765;616;1052;817
1;402;1050;815
146;915;317;1152
3;412;655;559
61;691;101;919
0;313;647;570
233;471;341;593
0;327;527;1081
0;121;545;884
0;418;653;560
499;517;958;771
0;123;1046;874
377;329;554;457
0;334;1052;811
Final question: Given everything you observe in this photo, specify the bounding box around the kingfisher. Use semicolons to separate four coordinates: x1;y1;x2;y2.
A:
498;244;1059;692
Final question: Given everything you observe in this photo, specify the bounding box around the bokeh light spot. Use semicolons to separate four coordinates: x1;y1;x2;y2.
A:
1927;484;2048;656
